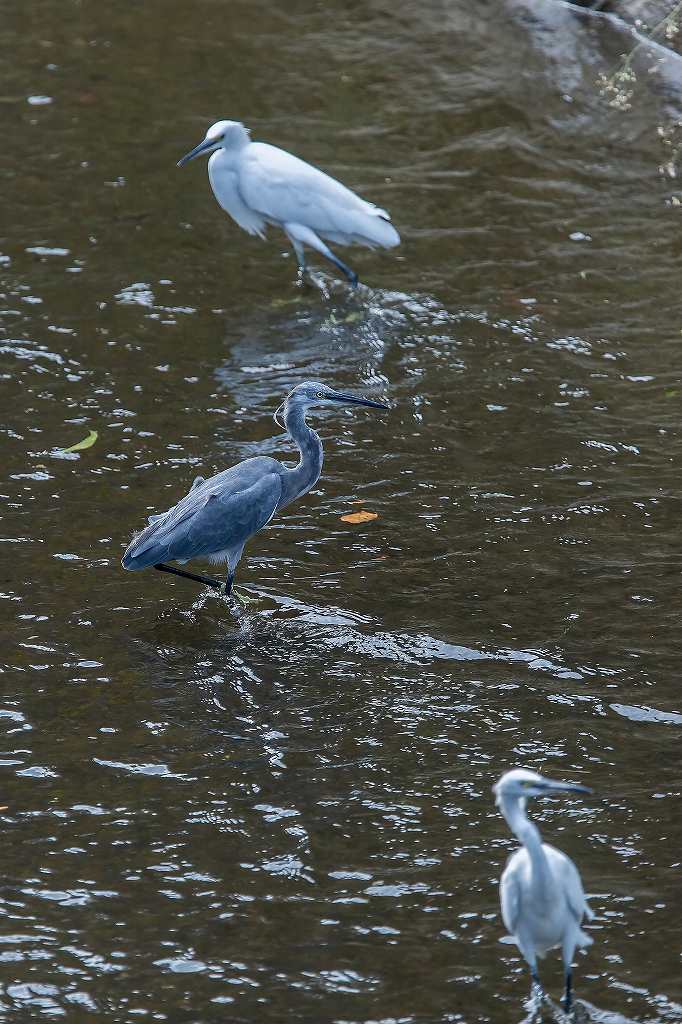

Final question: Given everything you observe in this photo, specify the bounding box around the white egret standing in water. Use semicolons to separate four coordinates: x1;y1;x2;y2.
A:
494;768;594;1010
178;120;400;287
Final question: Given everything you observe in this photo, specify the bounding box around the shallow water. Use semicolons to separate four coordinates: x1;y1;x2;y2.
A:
2;0;682;1020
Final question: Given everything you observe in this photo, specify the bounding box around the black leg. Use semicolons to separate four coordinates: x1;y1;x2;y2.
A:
154;562;222;590
563;969;573;1011
530;969;545;1003
325;249;359;288
225;570;235;597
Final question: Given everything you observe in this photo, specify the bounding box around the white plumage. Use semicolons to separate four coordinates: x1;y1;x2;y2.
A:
178;119;400;286
494;768;594;1010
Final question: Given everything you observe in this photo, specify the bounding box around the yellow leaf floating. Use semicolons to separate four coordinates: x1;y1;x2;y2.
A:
60;429;98;453
340;510;379;524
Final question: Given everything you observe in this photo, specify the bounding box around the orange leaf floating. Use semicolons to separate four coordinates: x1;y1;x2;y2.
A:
340;510;378;524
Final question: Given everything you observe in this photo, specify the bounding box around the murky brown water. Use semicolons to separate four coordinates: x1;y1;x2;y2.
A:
2;0;682;1019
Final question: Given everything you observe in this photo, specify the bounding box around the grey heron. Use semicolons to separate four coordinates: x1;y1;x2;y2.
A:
494;768;594;1010
177;120;400;287
122;382;388;595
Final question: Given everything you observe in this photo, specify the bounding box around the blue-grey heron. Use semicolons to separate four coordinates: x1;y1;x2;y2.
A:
177;120;400;287
494;768;594;1010
122;382;388;594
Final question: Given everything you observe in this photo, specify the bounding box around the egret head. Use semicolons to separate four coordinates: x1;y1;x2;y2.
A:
274;381;388;428
494;768;591;807
178;120;250;167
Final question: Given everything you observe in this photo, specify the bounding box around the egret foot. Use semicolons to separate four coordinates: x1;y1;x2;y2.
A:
529;972;546;1007
305;269;330;298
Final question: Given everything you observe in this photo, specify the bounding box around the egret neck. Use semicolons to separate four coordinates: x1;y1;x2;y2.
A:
498;793;553;902
279;401;323;509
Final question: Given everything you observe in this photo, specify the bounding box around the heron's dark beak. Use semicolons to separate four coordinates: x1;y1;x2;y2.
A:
327;390;389;410
177;138;216;167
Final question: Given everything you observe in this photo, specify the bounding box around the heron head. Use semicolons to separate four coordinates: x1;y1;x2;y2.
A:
273;381;388;428
177;120;250;167
493;768;591;806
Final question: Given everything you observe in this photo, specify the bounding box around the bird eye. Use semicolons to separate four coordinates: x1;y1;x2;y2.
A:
317;391;325;398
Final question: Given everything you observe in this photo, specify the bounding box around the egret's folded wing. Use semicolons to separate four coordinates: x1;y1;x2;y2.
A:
239;144;398;246
563;857;592;924
499;860;522;936
123;473;282;569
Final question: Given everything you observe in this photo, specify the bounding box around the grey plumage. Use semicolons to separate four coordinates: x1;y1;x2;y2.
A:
122;381;388;595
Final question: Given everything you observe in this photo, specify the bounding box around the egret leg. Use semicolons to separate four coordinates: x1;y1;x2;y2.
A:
561;935;577;1011
291;239;306;272
530;969;545;1000
324;248;359;288
225;569;235;597
289;238;307;285
153;562;222;590
283;222;359;288
523;944;545;1005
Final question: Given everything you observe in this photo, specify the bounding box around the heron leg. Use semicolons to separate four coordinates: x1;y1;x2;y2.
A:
224;569;235;597
563;969;573;1011
153;562;222;590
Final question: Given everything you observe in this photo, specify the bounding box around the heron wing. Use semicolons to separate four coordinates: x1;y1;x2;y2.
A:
238;143;399;247
123;464;282;569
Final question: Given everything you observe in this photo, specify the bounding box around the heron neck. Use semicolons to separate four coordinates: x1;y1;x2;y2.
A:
279;404;323;508
500;795;552;897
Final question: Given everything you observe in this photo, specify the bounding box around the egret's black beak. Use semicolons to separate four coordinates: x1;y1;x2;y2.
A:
177;138;216;168
327;391;389;410
544;781;592;796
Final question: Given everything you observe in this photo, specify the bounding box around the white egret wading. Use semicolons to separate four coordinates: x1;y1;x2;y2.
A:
122;382;388;595
178;120;400;287
494;769;594;1010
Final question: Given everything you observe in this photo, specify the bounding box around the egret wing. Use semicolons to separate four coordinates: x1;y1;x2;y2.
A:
123;470;282;569
499;855;523;936
238;143;397;245
562;854;593;924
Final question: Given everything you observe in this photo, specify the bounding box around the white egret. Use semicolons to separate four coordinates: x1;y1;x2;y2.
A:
494;768;594;1010
177;120;400;287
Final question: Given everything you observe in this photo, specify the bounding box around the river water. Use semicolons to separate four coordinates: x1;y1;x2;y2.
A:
2;0;681;1020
